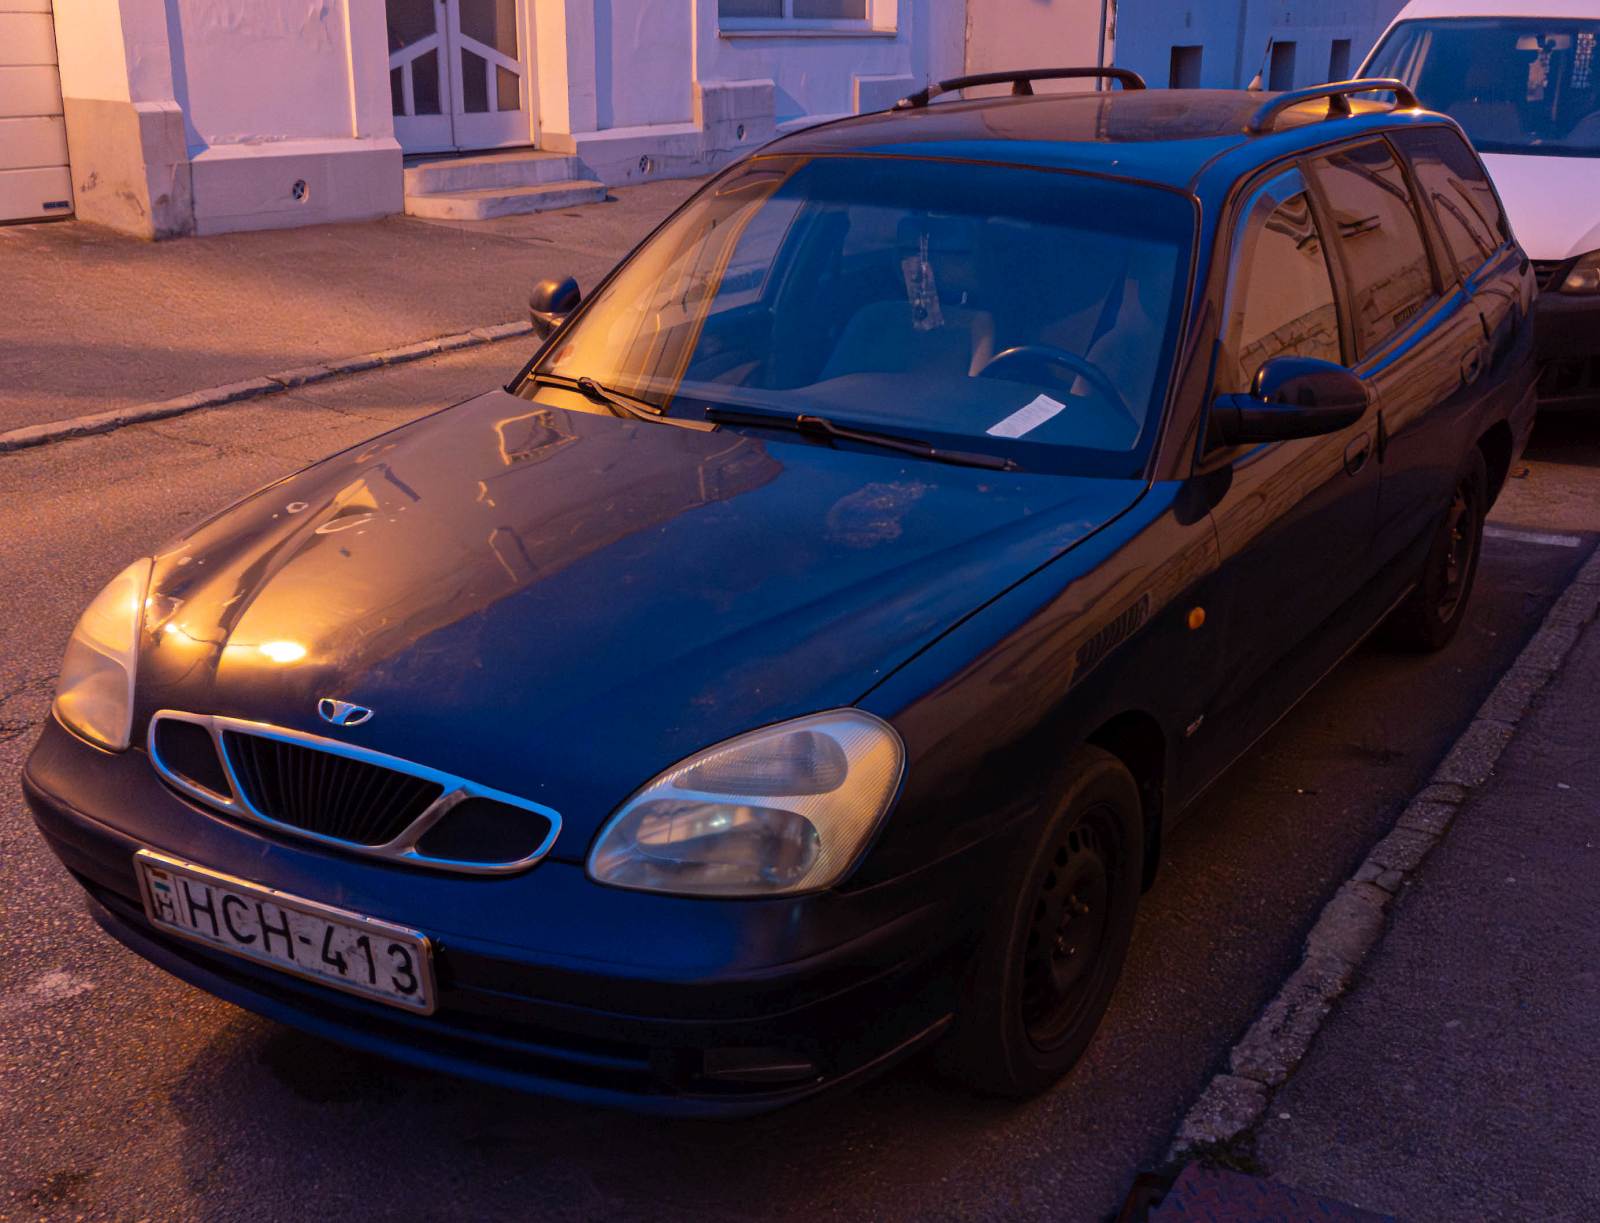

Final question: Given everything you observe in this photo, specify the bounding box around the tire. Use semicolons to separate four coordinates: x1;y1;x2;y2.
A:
942;745;1144;1098
1385;447;1488;653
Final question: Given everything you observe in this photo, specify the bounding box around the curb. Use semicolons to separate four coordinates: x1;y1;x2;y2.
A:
0;320;536;454
1167;541;1600;1162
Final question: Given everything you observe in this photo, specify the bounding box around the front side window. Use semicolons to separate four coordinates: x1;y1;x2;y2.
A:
1307;141;1438;355
530;156;1195;476
1392;127;1508;281
1365;17;1600;157
1217;168;1342;395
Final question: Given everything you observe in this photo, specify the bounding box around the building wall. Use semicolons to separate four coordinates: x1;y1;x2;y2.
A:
1112;0;1405;91
49;0;969;238
966;0;1110;81
557;0;966;188
52;0;400;238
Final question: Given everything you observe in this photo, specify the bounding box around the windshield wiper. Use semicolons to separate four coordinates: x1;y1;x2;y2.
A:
704;406;1017;472
531;373;663;421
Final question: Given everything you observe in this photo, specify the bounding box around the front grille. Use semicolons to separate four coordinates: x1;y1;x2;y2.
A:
223;730;444;846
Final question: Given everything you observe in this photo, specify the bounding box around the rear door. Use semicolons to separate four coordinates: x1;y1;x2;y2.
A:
1390;125;1533;451
1304;137;1478;571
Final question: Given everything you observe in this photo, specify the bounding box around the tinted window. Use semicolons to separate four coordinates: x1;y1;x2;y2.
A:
1307;142;1437;354
1393;127;1508;280
1365;18;1600;157
1218;169;1341;395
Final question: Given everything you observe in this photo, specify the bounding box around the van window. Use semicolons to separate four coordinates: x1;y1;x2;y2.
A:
1217;168;1342;394
1306;141;1438;355
1365;17;1600;158
1392;128;1508;281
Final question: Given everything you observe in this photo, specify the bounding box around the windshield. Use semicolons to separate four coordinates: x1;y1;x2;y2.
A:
1366;18;1600;157
529;155;1195;476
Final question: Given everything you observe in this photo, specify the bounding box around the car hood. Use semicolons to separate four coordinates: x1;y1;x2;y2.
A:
1481;152;1600;261
137;390;1142;854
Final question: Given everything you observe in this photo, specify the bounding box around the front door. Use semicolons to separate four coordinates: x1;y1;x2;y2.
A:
1193;165;1382;759
387;0;532;154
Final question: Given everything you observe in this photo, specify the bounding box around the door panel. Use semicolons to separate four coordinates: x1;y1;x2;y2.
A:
388;0;453;153
1306;138;1471;568
448;0;529;149
0;4;73;222
1197;167;1381;755
387;0;530;154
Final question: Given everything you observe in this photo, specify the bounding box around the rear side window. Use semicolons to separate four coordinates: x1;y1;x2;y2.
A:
1307;141;1439;354
1217;168;1342;394
1391;127;1509;281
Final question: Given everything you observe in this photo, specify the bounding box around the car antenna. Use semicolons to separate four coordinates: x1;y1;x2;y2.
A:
1247;37;1273;91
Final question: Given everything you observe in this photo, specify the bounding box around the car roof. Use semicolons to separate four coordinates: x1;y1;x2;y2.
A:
761;88;1439;195
1388;0;1596;20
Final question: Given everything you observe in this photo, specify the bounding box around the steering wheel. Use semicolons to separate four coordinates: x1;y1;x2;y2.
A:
975;345;1130;422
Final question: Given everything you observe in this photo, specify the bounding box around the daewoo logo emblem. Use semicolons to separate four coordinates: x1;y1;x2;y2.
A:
318;698;373;728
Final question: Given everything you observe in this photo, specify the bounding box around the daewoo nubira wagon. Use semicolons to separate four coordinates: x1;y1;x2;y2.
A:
26;68;1537;1114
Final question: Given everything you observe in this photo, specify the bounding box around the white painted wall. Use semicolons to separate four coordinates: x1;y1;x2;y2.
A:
168;1;364;149
54;0;174;102
595;0;694;129
694;0;965;123
965;0;1108;85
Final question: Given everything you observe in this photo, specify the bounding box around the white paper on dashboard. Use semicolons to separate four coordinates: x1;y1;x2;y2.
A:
986;394;1067;439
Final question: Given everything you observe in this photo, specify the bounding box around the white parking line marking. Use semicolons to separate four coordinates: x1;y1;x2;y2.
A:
1484;526;1584;548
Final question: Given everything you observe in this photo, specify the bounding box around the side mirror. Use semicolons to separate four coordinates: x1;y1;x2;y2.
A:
1209;356;1368;446
529;275;581;341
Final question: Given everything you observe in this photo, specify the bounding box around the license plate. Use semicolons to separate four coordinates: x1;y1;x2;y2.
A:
134;850;435;1013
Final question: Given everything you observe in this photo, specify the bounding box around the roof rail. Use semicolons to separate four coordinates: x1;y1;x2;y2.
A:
895;67;1146;110
1246;77;1421;134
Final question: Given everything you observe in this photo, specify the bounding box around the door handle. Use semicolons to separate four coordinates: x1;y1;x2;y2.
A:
1461;349;1483;386
1344;433;1373;477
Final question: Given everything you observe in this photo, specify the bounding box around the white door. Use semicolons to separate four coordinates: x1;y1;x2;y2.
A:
0;0;72;222
387;0;532;155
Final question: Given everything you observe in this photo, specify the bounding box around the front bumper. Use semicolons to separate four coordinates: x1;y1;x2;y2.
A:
24;717;988;1116
1535;290;1600;410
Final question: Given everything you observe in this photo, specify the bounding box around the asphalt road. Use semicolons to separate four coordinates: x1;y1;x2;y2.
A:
2;353;1598;1222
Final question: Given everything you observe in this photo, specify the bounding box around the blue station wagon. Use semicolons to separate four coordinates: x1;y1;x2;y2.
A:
26;69;1537;1113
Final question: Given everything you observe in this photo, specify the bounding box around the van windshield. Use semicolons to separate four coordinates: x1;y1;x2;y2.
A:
1366;17;1600;157
529;155;1195;477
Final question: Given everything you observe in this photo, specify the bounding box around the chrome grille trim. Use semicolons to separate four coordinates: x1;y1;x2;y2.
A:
146;711;561;876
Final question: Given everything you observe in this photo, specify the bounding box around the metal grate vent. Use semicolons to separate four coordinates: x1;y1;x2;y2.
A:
222;730;445;846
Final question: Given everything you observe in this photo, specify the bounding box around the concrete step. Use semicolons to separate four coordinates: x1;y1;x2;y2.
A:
403;179;609;221
403;151;587;194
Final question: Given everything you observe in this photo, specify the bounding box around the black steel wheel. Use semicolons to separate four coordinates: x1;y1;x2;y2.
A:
942;745;1143;1097
1385;447;1488;653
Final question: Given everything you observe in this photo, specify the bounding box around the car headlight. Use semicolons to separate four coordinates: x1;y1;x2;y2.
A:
53;558;152;751
1559;250;1600;294
588;710;905;897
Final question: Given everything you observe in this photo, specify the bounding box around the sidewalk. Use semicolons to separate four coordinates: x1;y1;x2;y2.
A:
0;177;700;436
1228;586;1600;1217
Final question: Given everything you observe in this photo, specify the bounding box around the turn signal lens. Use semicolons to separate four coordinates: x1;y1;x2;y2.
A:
588;710;904;897
1559;250;1600;295
53;558;152;751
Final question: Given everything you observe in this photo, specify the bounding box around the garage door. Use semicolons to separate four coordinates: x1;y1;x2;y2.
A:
0;0;72;222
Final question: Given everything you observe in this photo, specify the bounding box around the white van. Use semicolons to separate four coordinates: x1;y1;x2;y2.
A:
1364;0;1600;408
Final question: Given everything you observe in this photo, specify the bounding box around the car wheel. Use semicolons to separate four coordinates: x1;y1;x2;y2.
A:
943;745;1143;1098
1385;447;1488;653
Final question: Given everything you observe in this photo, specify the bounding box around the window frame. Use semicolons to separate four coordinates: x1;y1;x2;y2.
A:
1388;124;1513;288
718;0;886;35
1302;136;1449;364
1215;165;1351;393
